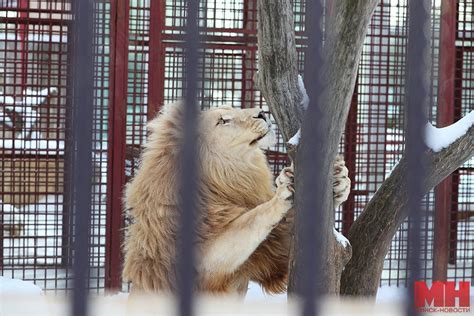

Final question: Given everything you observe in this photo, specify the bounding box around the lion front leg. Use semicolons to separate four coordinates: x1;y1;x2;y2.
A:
198;177;294;287
243;165;295;294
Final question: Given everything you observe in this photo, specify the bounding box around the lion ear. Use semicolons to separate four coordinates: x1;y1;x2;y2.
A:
146;101;191;145
147;101;185;132
159;100;185;116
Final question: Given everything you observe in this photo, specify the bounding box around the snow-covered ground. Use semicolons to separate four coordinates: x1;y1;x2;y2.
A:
0;276;408;302
2;193;107;267
1;276;472;307
0;276;43;296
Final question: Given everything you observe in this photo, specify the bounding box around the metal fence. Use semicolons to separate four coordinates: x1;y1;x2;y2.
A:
0;0;472;302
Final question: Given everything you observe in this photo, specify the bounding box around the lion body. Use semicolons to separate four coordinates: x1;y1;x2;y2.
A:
122;102;293;295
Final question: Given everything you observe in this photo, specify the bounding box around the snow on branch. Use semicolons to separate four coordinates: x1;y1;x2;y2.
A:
286;76;308;148
288;129;301;147
298;75;309;110
425;110;474;152
334;228;350;249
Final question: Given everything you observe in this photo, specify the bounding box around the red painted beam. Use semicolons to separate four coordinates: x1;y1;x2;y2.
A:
147;0;165;118
433;0;457;281
105;0;130;291
19;0;29;90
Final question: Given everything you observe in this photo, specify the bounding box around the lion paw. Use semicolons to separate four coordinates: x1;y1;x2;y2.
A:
333;155;350;208
275;165;294;205
276;164;294;188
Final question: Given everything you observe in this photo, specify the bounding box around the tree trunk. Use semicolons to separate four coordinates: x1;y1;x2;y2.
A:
256;0;379;294
256;0;474;298
340;126;474;296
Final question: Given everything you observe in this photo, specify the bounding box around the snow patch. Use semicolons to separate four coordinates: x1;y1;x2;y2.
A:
1;87;58;139
0;276;43;295
0;95;15;105
298;75;309;110
424;111;474;152
288;129;301;146
1;114;14;128
0;139;65;155
286;75;308;147
333;228;350;248
245;281;286;302
376;285;405;303
21;87;58;105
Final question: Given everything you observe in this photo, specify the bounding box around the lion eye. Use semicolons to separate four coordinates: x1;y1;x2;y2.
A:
217;116;232;126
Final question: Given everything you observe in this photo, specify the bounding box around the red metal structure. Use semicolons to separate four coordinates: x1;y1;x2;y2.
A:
0;0;472;292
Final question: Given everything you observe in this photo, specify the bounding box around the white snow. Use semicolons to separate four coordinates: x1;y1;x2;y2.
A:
424;111;474;152
21;87;58;106
288;129;301;146
0;276;43;295
2;195;66;266
0;110;14;128
0;139;65;155
245;282;286;303
298;75;309;110
333;228;350;248
376;285;405;303
1;87;58;138
286;75;308;147
0;95;15;105
0;32;68;43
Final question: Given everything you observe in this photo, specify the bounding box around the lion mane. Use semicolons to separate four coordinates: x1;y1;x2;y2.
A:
122;102;293;295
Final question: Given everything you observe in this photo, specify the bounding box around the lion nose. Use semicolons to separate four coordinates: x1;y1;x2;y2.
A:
254;111;266;121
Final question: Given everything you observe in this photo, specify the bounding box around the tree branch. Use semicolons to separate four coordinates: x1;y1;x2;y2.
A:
256;0;302;142
341;124;474;296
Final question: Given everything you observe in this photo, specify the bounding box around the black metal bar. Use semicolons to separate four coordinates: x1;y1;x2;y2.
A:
405;0;431;315
177;0;200;315
70;0;95;315
296;0;326;315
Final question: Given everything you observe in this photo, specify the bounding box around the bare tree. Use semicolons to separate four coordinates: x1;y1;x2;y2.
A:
255;0;474;295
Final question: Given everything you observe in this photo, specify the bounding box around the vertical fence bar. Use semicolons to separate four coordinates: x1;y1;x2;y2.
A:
433;0;457;281
296;0;326;315
148;0;166;117
177;0;200;315
105;0;130;291
405;0;431;315
448;47;464;265
70;0;95;315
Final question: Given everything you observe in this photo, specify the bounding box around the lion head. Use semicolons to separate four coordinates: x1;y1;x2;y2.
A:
199;106;276;153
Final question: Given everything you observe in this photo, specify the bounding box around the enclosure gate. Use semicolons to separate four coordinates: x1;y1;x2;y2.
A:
0;0;473;292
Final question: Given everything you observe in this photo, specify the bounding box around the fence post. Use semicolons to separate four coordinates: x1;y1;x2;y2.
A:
433;0;457;282
148;0;166;117
295;0;326;315
105;0;130;291
70;0;95;314
405;0;431;315
177;0;200;315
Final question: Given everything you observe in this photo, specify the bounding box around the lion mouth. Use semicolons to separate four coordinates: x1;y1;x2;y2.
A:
250;132;267;146
250;123;273;146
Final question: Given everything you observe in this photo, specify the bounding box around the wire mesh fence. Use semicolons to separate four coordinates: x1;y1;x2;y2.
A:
0;0;472;298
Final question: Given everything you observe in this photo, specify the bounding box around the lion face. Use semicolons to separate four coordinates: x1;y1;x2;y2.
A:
200;107;276;152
